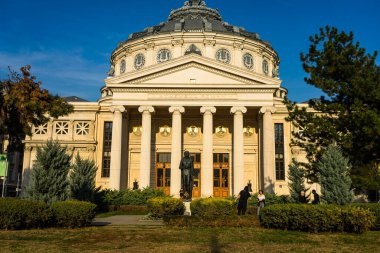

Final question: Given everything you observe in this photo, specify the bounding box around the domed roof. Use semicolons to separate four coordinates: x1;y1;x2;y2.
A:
123;0;271;47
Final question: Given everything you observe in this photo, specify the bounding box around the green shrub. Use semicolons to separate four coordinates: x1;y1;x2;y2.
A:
191;198;236;218
260;204;375;234
147;197;185;218
107;205;148;215
0;198;52;230
249;193;290;206
51;201;96;228
351;203;380;230
98;188;166;207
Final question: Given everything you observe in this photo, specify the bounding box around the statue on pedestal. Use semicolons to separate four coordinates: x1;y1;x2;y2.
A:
179;151;194;201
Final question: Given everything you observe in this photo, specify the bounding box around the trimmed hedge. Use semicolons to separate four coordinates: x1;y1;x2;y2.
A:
99;188;166;206
260;204;375;234
0;199;96;230
0;198;52;230
351;203;380;230
107;205;149;215
191;198;236;218
147;197;185;218
51;201;96;228
249;193;290;206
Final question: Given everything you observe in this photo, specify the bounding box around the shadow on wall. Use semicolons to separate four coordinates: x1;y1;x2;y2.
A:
264;176;275;194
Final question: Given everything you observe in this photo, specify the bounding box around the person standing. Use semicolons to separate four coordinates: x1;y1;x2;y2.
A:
311;190;320;204
257;190;265;215
237;186;251;215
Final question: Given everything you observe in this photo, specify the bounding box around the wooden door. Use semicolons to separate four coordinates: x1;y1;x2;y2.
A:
156;153;171;196
190;153;201;198
213;153;230;197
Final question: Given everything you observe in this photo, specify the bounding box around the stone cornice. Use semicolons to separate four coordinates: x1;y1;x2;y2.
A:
109;88;276;93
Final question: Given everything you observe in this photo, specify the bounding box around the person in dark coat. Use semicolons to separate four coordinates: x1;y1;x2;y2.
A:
299;191;308;204
311;190;320;204
237;186;251;215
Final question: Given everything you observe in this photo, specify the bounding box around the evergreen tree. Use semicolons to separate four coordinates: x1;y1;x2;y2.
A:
288;159;308;203
284;26;380;191
317;145;353;205
27;141;72;203
70;153;98;202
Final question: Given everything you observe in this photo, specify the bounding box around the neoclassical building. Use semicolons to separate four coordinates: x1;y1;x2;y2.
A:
22;0;308;197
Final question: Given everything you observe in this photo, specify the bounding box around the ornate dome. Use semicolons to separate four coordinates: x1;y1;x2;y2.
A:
122;1;270;47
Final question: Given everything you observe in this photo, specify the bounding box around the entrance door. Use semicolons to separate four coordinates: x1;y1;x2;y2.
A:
213;153;230;197
190;153;201;198
156;153;171;196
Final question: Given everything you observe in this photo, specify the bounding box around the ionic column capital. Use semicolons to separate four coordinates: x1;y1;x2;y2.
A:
259;106;276;115
110;106;126;113
169;106;185;114
200;106;216;114
230;106;247;114
138;106;155;114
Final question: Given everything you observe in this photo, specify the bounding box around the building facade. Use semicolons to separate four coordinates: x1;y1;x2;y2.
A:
22;0;308;197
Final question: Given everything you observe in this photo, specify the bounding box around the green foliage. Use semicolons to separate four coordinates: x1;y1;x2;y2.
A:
248;193;290;206
70;154;98;202
191;198;236;218
97;188;166;207
26;141;72;203
147;197;185;218
351;203;380;230
259;204;374;234
0;198;52;230
284;26;380;190
317;145;353;205
288;159;309;202
0;66;73;151
50;201;96;228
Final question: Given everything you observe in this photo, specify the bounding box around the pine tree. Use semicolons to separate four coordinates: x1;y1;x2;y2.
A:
70;153;98;202
27;141;72;203
317;145;353;205
288;159;308;203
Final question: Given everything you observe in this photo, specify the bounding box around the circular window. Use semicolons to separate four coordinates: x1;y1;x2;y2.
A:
134;53;145;70
120;60;126;74
243;53;254;69
216;49;231;63
157;49;171;63
262;59;269;75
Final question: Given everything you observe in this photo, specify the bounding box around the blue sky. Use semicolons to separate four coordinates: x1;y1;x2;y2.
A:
0;0;379;102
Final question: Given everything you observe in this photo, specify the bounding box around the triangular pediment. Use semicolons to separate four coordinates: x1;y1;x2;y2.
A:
106;54;281;87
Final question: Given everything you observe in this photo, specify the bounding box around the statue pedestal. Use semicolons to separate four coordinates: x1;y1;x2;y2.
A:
184;202;191;216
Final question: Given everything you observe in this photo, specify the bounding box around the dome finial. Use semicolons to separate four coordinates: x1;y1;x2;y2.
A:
188;0;206;6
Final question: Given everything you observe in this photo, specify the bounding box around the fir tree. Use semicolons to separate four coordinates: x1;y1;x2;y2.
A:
70;153;98;202
317;145;353;205
27;141;72;203
288;159;308;203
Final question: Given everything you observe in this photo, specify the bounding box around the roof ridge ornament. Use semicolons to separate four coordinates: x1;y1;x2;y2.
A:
187;0;206;7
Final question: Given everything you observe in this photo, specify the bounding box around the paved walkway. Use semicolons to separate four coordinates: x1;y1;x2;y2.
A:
92;215;164;227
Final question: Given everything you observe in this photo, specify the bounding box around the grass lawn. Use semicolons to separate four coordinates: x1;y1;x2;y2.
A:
0;224;379;253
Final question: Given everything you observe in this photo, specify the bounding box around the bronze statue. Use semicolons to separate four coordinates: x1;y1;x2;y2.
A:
179;151;194;201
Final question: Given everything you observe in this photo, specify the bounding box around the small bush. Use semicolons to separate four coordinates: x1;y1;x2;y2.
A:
0;198;52;230
147;197;185;218
191;198;236;218
97;188;166;207
249;193;290;206
351;203;380;230
260;204;375;233
51;201;96;228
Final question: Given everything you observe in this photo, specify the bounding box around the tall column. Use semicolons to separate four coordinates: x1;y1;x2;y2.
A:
200;106;216;197
260;107;276;193
138;106;155;188
109;106;126;190
169;106;185;197
231;106;247;196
